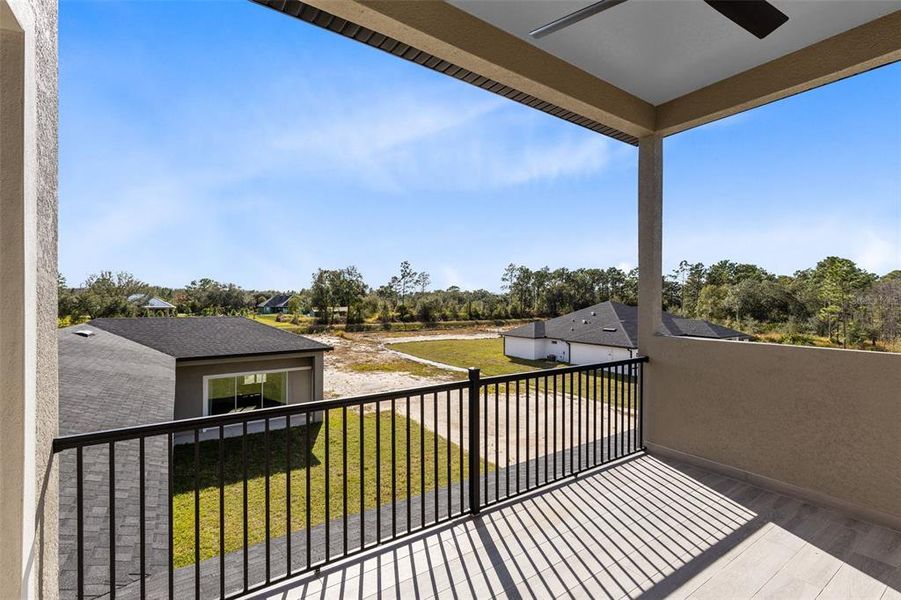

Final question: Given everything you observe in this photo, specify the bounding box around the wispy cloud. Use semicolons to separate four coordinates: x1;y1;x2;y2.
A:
855;231;900;274
257;81;618;192
60;1;898;291
60;64;621;286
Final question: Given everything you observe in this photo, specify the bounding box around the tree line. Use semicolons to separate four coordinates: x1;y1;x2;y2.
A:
58;256;900;349
661;258;899;349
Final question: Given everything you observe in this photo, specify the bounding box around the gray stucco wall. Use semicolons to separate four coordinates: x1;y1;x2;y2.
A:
645;336;901;530
174;353;324;420
0;0;57;597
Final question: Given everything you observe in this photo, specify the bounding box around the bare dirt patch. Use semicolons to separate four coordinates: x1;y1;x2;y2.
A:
305;328;504;399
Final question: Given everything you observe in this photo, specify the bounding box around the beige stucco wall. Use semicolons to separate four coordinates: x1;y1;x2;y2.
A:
0;0;58;597
645;335;901;528
174;353;323;420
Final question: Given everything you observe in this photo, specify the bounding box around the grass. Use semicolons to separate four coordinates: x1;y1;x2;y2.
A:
388;338;556;376
346;359;451;379
755;331;901;353
172;409;474;567
251;314;314;330
389;337;637;407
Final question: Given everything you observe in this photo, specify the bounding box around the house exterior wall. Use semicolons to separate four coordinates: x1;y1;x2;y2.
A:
0;0;58;597
569;342;633;365
504;336;634;365
174;353;323;420
645;335;901;530
542;339;569;362
503;336;542;361
504;336;570;361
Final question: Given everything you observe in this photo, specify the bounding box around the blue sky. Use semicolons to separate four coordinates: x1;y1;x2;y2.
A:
60;1;900;292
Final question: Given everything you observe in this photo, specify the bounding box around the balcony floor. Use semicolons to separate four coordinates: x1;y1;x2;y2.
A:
247;454;900;600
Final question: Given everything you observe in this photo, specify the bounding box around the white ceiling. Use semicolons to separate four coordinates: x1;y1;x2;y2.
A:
450;1;899;105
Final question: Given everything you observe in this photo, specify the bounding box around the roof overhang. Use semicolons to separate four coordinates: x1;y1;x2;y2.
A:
501;332;541;340
175;347;332;365
254;1;900;142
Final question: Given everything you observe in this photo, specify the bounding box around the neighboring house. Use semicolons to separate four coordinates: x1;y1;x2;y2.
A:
257;293;293;314
127;293;176;315
55;317;331;596
504;301;749;364
60;316;331;421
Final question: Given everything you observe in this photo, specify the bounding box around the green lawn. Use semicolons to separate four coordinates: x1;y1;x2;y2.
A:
252;314;314;330
347;359;450;379
172;409;473;567
388;337;557;376
389;337;637;407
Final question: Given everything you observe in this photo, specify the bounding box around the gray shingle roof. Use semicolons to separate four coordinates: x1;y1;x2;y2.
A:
58;324;176;435
504;301;749;348
127;293;176;309
89;316;331;360
258;294;292;308
58;325;175;598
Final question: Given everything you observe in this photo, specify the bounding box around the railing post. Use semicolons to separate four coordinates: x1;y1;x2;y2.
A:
468;368;481;515
639;359;645;450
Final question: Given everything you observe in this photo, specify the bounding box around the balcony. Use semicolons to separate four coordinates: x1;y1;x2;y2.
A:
252;455;900;600
51;358;901;599
3;1;901;599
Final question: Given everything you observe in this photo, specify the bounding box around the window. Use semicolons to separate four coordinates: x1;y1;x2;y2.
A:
205;369;294;415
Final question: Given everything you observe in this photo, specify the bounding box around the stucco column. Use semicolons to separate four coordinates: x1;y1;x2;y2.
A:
1;1;58;597
637;134;663;354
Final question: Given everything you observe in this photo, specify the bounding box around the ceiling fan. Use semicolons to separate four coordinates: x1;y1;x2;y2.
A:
529;0;789;40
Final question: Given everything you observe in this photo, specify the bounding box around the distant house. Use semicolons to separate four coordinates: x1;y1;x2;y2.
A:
503;301;749;364
127;293;176;315
257;293;293;314
59;316;331;421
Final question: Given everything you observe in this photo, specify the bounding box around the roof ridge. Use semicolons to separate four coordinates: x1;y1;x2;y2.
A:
604;301;636;347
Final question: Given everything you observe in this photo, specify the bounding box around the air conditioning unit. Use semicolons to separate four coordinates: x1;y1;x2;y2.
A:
547;354;557;362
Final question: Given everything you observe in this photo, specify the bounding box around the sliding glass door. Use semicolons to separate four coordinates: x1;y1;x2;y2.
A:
206;370;292;415
262;371;287;408
208;377;237;416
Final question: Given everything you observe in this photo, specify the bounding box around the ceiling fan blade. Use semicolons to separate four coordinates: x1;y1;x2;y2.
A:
530;0;630;39
703;1;789;39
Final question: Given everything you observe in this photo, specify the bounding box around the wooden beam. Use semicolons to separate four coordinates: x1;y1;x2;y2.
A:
305;0;656;138
656;10;901;136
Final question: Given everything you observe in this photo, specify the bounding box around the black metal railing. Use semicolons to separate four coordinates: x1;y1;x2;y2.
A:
53;357;645;600
474;357;645;511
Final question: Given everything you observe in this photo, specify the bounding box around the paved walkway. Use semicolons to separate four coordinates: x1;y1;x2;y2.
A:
392;386;636;470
